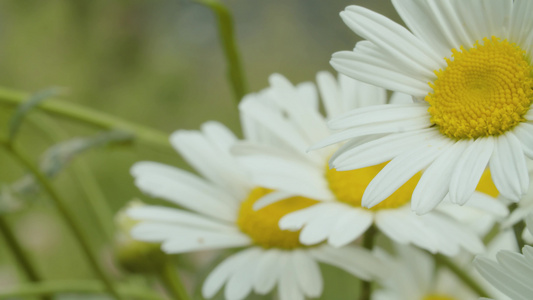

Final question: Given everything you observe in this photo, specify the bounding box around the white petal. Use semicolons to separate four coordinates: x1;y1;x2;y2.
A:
392;0;473;57
512;123;533;159
310;245;385;280
496;250;533;287
375;209;438;253
331;51;431;98
291;250;323;298
253;249;282;295
340;6;442;74
131;161;238;221
200;121;238;154
170;130;250;199
461;191;508;218
489;134;529;201
202;249;257;299
475;256;532;300
316;71;342;118
328;208;373;247
234;145;332;201
238;95;325;163
411;140;470;214
389;92;414;104
133;225;252;254
449;137;494;205
225;248;262;300
421;212;484;255
298;204;346;246
314;114;432;151
253;190;295;211
328;103;429;130
278;252;305;300
268;74;330;145
330;128;439;170
128;206;235;232
279;203;328;231
510;0;533;48
362;135;451;208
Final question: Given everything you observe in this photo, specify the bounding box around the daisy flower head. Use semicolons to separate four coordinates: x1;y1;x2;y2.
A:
474;213;533;300
326;0;533;213
236;72;506;256
128;121;384;300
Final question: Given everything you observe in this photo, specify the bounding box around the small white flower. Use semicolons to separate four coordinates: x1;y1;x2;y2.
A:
236;72;505;256
324;0;533;213
129;121;384;300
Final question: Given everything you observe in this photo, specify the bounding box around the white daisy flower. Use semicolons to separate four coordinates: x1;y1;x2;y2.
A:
236;72;506;256
128;121;384;300
323;0;533;213
474;214;533;300
373;245;476;300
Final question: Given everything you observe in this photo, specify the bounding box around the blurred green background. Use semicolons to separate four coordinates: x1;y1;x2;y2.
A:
0;0;400;298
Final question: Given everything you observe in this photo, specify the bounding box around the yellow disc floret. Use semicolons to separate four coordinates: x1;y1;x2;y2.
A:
422;294;456;300
426;36;533;139
237;187;318;249
325;162;421;210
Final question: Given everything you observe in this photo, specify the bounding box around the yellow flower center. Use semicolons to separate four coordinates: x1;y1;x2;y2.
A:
422;294;456;300
426;36;533;139
237;187;318;249
325;162;421;210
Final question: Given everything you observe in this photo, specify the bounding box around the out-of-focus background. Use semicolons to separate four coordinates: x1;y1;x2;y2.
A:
0;0;400;297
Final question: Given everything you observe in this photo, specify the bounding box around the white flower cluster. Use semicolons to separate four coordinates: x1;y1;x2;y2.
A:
128;1;533;300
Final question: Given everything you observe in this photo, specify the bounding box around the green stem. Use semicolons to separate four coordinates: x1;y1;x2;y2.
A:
0;280;165;300
1;142;123;300
0;216;51;300
435;254;489;297
509;203;527;250
158;257;190;300
0;87;171;150
359;225;377;300
29;114;115;240
482;222;500;246
195;0;248;103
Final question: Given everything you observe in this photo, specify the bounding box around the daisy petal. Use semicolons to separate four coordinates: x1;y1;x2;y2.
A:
278;253;305;300
131;161;238;221
298;204;346;246
392;0;473;56
411;140;470;214
291;250;323;298
489;134;529;201
512;123;533;159
510;0;533;48
340;6;442;74
362;136;450;208
253;249;282;295
225;248;262;300
328;103;429;130
128;206;235;232
170;130;250;199
202;249;257;299
279;203;327;231
475;256;532;300
328;208;373;247
449;137;494;205
330;129;438;170
331;51;431;97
